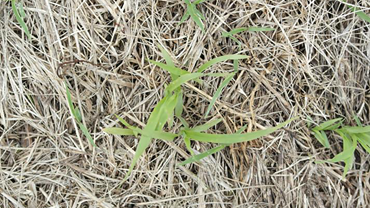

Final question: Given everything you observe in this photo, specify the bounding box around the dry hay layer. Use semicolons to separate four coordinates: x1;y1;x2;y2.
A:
1;0;370;207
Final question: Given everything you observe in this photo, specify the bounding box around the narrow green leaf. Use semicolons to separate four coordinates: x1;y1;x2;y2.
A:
197;55;249;73
204;73;234;117
122;92;179;180
189;8;204;31
149;61;188;76
191;119;222;132
135;129;178;141
313;118;343;131
342;153;355;179
185;118;294;144
357;133;370;154
166;73;203;92
349;5;370;23
11;0;31;39
158;45;174;67
78;123;97;147
122;135;152;181
178;10;190;25
184;0;204;31
353;115;363;126
178;124;247;166
184;134;194;155
65;84;76;118
175;91;184;118
178;145;226;166
312;130;330;148
328;134;356;163
74;108;82;122
194;7;205;20
194;0;207;4
115;115;137;130
17;2;26;18
341;126;370;133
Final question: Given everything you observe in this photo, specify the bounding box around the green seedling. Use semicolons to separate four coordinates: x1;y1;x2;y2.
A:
10;0;31;39
66;83;96;147
313;117;370;179
179;0;206;31
103;45;295;181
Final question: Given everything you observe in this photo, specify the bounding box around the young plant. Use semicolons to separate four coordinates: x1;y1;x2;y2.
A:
10;0;31;39
313;117;370;179
66;83;96;147
103;45;295;181
179;0;206;31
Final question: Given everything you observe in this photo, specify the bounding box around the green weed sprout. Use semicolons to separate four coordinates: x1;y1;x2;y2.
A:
66;83;96;147
10;0;31;39
312;117;370;179
179;0;207;31
103;45;295;181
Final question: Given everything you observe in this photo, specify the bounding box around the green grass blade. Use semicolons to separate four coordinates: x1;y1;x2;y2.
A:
184;0;204;31
179;124;247;166
158;93;179;128
341;126;370;133
122;135;152;181
342;153;355;179
11;0;31;39
175;91;184;118
194;7;205;20
328;132;356;163
194;0;207;4
338;0;370;23
78;123;97;147
158;45;174;67
149;61;188;76
166;73;203;92
115;115;137;130
65;84;77;118
196;55;249;73
185;118;294;144
103;128;134;136
313;118;343;131
178;10;190;25
347;4;370;23
357;133;370;154
74;109;82;122
18;2;26;18
178;145;226;166
189;7;204;31
312;130;330;148
135;129;178;141
122;91;181;180
184;134;194;155
191;118;222;132
353;115;363;126
204;73;234;117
